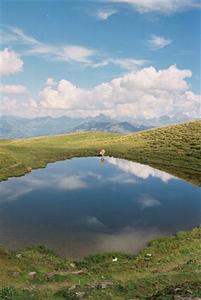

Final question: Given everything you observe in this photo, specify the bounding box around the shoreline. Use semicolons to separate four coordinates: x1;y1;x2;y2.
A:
0;121;201;186
1;226;201;299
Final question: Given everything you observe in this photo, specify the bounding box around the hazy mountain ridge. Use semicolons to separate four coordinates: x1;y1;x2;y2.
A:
0;115;147;138
1;114;198;138
73;120;145;134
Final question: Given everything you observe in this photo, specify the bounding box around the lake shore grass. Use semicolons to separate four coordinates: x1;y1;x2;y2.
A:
0;120;201;185
0;227;200;299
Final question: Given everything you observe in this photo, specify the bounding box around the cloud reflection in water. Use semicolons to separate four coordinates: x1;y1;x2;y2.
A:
0;157;199;258
106;157;175;182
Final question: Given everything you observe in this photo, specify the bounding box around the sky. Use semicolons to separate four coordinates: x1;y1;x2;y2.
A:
0;0;200;121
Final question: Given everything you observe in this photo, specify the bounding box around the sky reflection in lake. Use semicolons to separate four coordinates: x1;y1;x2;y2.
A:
0;157;200;257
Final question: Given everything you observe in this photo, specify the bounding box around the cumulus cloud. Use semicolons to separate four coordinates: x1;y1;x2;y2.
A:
37;65;200;120
0;84;28;94
96;8;118;20
109;0;201;14
0;48;24;76
46;77;57;86
1;65;200;120
148;35;172;50
1;96;38;117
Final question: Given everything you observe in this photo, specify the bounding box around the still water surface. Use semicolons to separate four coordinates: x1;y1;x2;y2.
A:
0;157;200;257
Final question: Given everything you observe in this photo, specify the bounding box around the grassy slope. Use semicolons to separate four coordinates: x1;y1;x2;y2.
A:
0;227;201;299
0;120;201;185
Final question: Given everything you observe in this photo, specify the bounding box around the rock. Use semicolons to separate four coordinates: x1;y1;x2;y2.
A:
87;281;114;289
12;271;20;277
175;288;182;292
174;296;201;300
68;284;77;291
28;271;37;277
27;167;32;172
98;281;114;289
75;291;86;299
87;283;97;289
47;271;69;278
100;283;108;289
71;269;86;275
100;281;114;289
146;253;152;257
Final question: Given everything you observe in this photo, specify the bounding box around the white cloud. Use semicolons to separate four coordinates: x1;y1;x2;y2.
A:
1;26;96;64
106;157;175;182
112;58;147;70
1;96;38;117
148;35;172;50
25;42;96;64
8;26;41;46
96;8;118;20
1;26;146;70
1;65;200;120
39;80;83;110
46;77;57;86
58;45;95;63
0;84;28;94
37;65;199;120
0;48;24;76
93;58;147;70
109;0;201;14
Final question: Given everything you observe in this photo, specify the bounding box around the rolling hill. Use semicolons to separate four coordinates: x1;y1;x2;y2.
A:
0;120;200;185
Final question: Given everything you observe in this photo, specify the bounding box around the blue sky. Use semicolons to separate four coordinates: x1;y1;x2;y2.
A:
0;0;200;120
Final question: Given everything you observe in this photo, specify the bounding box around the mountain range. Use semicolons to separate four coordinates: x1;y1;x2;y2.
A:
1;114;198;139
0;115;147;138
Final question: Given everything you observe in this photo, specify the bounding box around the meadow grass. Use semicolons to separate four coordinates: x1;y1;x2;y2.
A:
0;120;201;185
0;227;200;299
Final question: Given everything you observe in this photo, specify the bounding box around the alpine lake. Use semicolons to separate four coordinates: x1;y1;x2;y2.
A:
0;157;200;258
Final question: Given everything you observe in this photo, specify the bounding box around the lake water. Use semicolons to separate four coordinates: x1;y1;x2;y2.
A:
0;157;200;258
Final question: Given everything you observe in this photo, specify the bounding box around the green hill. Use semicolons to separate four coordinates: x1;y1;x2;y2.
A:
0;120;201;185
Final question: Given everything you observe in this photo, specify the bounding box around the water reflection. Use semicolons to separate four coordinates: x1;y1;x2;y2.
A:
0;157;200;257
106;157;175;182
137;194;160;208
